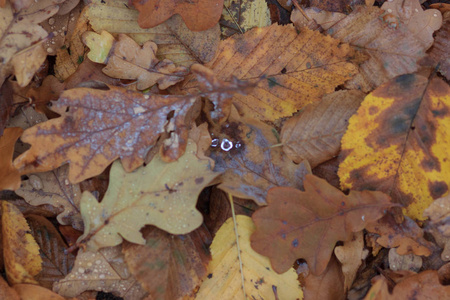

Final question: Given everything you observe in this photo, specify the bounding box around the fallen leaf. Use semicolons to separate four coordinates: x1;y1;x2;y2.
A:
220;0;271;38
13;284;65;300
365;213;434;257
53;245;148;299
123;224;212;299
83;30;188;90
10;42;47;87
388;248;422;272
251;174;392;275
0;128;23;191
338;74;450;220
13;85;200;183
364;270;450;300
324;6;438;91
334;231;368;292
210;106;309;205
196;215;303;299
77;140;219;251
302;254;345;300
281;90;365;167
310;0;365;13
290;7;346;31
2;201;42;284
26;215;75;289
0;80;14;135
86;1;220;66
16;166;83;230
131;0;224;31
381;0;442;48
424;194;450;261
185;24;358;121
0;276;20;300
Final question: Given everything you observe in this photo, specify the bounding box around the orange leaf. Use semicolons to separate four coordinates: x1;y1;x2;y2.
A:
250;174;392;275
13;86;200;183
132;0;224;31
0;127;23;191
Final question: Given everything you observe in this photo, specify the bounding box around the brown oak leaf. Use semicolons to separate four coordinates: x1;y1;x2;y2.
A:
251;174;392;275
132;0;225;31
0;128;23;191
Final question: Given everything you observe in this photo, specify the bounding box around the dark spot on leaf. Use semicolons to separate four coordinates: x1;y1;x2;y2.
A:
306;62;311;69
281;67;286;74
369;106;379;115
292;239;299;248
428;181;448;199
104;219;109;225
395;74;417;90
432;107;449;118
421;159;440;172
341;201;345;206
267;77;278;88
282;220;287;225
281;233;286;239
207;273;213;279
195;177;204;184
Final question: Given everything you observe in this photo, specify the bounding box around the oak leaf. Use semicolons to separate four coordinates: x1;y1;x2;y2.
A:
209;106;309;205
86;1;220;67
2;201;42;284
281;90;365;167
83;30;188;90
77;140;219;251
13;85;200;183
338;74;450;220
251;174;392;275
12;284;66;300
26;215;75;289
0;276;20;300
0;128;22;191
131;0;224;31
196;215;302;299
183;24;358;121
53;245;148;299
123;224;212;299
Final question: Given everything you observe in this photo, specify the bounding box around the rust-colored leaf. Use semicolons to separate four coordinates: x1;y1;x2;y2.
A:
251;174;392;275
338;74;450;220
123;224;212;299
132;0;224;31
0;128;23;191
281;90;365;167
13;86;200;183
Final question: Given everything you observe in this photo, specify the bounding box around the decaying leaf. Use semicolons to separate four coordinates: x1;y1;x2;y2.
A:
424;194;450;261
364;270;450;300
131;0;224;31
220;0;271;38
83;30;188;90
196;215;302;299
53;245;148;299
281;90;365;167
251;174;392;275
13;85;200;183
0;80;14;135
184;23;358;121
16;165;83;230
388;248;422;272
86;0;220;66
0;127;23;191
2;201;42;284
210;106;309;205
77;140;219;251
338;74;450;220
26;214;75;289
13;284;66;300
123;224;212;299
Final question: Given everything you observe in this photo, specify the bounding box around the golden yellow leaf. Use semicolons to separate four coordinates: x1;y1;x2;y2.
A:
2;201;42;284
338;74;450;220
186;24;358;121
196;215;303;299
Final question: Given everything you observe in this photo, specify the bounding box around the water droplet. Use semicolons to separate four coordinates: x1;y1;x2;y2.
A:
235;141;242;149
78;267;85;274
48;18;55;25
211;138;219;147
361;215;365;221
221;139;233;151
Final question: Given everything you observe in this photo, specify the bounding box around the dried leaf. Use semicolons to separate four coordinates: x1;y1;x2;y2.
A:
0;81;14;135
13;284;65;300
10;42;47;87
86;0;220;66
424;194;450;261
185;24;358;121
251;174;392;275
388;248;422;272
53;245;148;299
220;0;271;38
13;85;200;183
0;277;20;300
196;215;303;299
364;271;450;300
310;0;365;13
123;224;212;299
77;140;219;251
2;201;42;284
338;74;450;220
210;106;309;205
132;0;224;31
26;215;75;289
16;166;83;230
381;0;442;48
83;30;188;90
281;90;365;167
0;128;22;191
